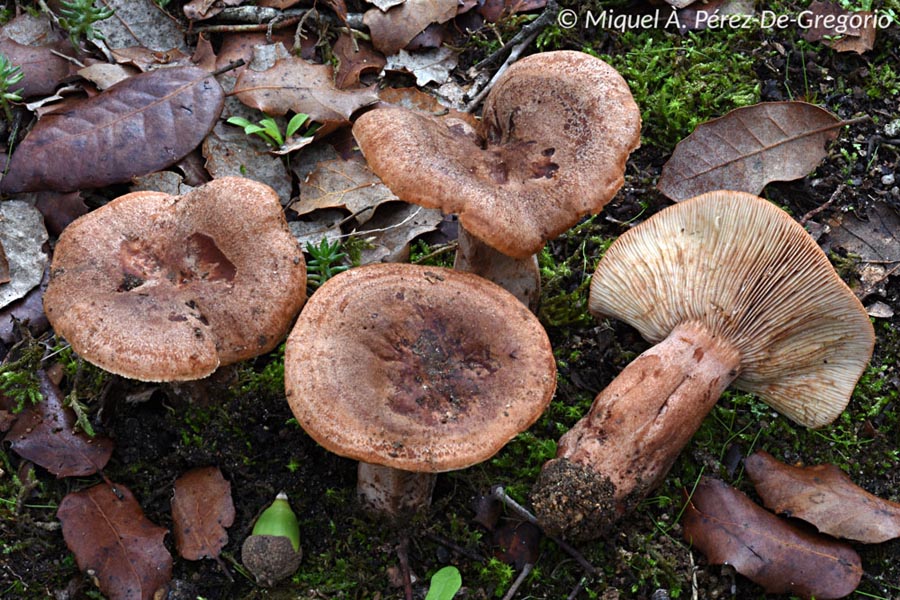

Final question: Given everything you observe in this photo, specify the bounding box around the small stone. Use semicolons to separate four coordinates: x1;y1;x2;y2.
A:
881;173;895;186
884;118;900;137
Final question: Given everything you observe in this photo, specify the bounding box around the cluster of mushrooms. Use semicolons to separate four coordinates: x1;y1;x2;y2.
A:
42;50;875;561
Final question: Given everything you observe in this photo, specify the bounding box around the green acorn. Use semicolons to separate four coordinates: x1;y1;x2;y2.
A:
242;492;302;586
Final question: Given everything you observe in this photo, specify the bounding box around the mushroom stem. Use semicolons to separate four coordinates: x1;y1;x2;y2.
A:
454;226;541;312
532;321;741;540
357;463;437;516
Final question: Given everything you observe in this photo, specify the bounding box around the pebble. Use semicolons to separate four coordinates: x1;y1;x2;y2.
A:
882;173;895;186
886;118;900;137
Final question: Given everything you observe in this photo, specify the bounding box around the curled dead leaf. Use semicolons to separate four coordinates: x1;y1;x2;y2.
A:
4;371;114;477
58;482;172;600
172;466;236;560
745;450;900;544
683;476;862;599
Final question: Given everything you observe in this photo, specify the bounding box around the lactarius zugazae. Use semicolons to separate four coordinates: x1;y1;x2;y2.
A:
352;51;640;310
284;263;556;516
532;191;875;541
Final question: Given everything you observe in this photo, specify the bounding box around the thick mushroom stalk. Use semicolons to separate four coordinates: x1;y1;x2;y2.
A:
534;322;740;539
284;264;556;517
532;191;875;541
352;51;641;310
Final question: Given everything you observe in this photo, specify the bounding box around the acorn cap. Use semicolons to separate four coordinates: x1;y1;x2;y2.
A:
352;51;641;259
589;191;875;428
284;263;557;472
43;177;307;382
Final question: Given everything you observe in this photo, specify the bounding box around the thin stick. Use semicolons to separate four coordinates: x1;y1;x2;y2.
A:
474;0;559;72
799;183;845;226
501;563;534;600
397;536;413;600
490;486;598;577
465;28;540;113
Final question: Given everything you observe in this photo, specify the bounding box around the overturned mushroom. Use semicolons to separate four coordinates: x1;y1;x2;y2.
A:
532;191;875;541
43;177;307;382
352;51;641;310
284;263;556;515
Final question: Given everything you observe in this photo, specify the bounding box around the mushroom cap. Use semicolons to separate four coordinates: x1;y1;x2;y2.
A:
284;263;557;472
352;51;641;259
589;191;875;428
43;177;307;382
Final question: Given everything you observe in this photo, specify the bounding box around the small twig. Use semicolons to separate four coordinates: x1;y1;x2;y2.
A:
799;183;845;226
194;16;304;34
465;1;558;112
501;563;534;600
211;59;246;78
474;0;559;72
397;536;413;600
424;531;485;562
566;577;586;600
412;241;458;265
489;486;598;577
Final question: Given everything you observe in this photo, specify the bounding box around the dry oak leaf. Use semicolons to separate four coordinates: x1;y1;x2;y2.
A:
657;101;845;201
57;482;172;600
291;156;399;222
0;37;71;97
4;371;114;477
802;1;877;54
172;466;236;560
0;66;224;194
745;450;900;544
333;33;386;90
232;55;379;125
683;477;862;599
363;0;458;56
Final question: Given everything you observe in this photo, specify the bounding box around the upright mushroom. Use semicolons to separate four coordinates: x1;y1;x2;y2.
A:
43;177;307;382
532;191;875;540
284;263;556;515
352;51;641;310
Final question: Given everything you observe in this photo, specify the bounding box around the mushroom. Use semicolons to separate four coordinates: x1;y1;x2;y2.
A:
532;191;875;540
284;263;556;515
352;50;641;310
43;177;307;382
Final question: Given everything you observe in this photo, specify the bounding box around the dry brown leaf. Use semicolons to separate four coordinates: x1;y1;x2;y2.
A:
233;54;379;125
184;0;243;21
291;156;399;222
363;0;458;56
0;266;50;345
657;101;845;201
356;202;444;264
821;201;900;299
745;450;900;543
58;482;172;600
802;1;876;54
0;66;224;194
94;0;189;53
683;477;862;599
0;38;71;97
172;466;236;560
333;34;386;89
478;0;547;22
4;371;114;477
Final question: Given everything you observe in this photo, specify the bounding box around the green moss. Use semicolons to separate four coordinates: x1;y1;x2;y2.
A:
593;29;760;150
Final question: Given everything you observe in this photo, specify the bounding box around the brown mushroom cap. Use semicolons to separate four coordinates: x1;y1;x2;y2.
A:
589;191;875;428
43;177;307;382
352;51;641;259
284;263;557;472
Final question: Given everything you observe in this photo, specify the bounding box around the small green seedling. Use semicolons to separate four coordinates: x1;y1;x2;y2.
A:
305;238;350;288
0;54;23;122
57;0;115;49
227;113;313;149
425;566;462;600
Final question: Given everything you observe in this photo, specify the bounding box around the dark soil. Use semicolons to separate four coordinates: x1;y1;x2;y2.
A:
1;1;899;599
